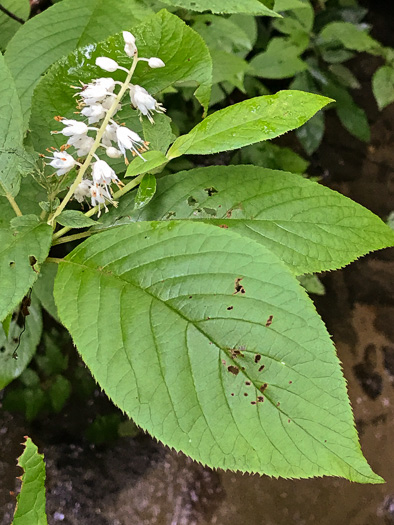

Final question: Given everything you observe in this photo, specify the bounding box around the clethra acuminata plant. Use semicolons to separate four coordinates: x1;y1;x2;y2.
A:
44;30;165;220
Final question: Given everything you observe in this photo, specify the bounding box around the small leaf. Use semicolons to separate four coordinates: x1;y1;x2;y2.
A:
323;81;370;142
0;220;52;322
318;21;382;54
142;114;176;154
134;174;157;210
250;39;307;79
296;111;325;155
126;151;168;179
298;274;325;296
159;0;280;16
54;221;382;482
57;210;96;228
2;312;12;339
0;296;42;390
12;437;47;525
48;375;71;413
372;66;394;110
167;90;332;159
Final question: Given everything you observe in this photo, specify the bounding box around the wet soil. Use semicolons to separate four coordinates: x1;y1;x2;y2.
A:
1;2;394;524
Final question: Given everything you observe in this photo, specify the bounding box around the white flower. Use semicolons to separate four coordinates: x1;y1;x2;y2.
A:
148;57;165;69
123;31;137;57
81;103;107;124
101;123;118;147
129;85;165;123
61;119;88;137
106;146;123;159
116;125;146;159
96;57;120;72
67;134;95;156
92;160;118;185
90;184;112;215
74;179;92;203
79;78;115;105
48;151;76;176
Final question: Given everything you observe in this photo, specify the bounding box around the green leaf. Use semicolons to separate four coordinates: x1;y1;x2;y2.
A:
0;219;52;322
322;81;370;142
159;0;280;16
54;220;382;482
2;312;12;339
296;111;325;155
101;166;394;274
211;50;250;91
48;375;71;412
298;274;325;295
0;54;29;198
30;10;213;154
167;90;332;159
193;14;254;55
142;114;176;154
126;151;168;178
328;64;361;89
134;174;157;210
372;66;394;110
0;296;42;391
12;437;47;525
233;142;309;174
0;176;47;229
274;0;307;10
4;0;153;124
0;0;29;51
57;210;97;228
250;39;307;79
318;22;381;54
33;263;60;322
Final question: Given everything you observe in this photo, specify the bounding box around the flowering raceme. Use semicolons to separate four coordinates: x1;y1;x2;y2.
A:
44;31;166;217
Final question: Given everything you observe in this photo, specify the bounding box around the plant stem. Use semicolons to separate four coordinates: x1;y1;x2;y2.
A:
0;3;25;23
6;194;23;217
52;231;93;246
51;172;144;242
48;52;140;227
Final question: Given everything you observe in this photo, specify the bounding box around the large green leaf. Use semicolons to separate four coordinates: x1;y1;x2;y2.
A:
159;0;280;16
0;54;32;199
4;0;153;124
54;220;381;482
0;0;29;51
0;217;52;322
318;21;382;55
250;39;307;79
167;91;331;158
95;166;394;275
12;437;47;525
30;10;212;154
0;295;42;390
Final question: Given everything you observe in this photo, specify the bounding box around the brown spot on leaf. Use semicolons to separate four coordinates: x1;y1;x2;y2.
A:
219;224;228;229
254;354;261;363
226;209;233;218
265;315;273;327
245;381;251;386
227;306;233;311
9;261;15;267
228;365;239;376
258;365;265;372
260;383;268;393
229;348;244;359
244;393;248;397
257;396;264;403
234;277;246;295
251;401;256;405
289;381;292;384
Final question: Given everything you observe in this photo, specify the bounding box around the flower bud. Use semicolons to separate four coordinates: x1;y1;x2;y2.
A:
106;147;123;159
123;31;136;45
148;57;165;69
95;57;119;72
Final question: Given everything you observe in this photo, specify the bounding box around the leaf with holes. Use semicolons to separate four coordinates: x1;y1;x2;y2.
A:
54;220;382;482
4;0;152;124
0;295;42;390
167;90;332;159
94;166;394;275
12;437;47;525
0;217;52;322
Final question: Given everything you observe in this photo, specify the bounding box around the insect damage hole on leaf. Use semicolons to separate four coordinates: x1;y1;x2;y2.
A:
204;186;218;196
265;315;273;327
234;277;246;295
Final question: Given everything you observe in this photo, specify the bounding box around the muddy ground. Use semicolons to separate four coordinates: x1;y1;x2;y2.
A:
1;1;394;524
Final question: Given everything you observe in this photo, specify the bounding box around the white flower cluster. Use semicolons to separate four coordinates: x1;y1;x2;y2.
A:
45;31;166;216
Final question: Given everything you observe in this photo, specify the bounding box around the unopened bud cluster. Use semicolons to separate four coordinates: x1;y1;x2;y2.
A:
45;31;166;216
